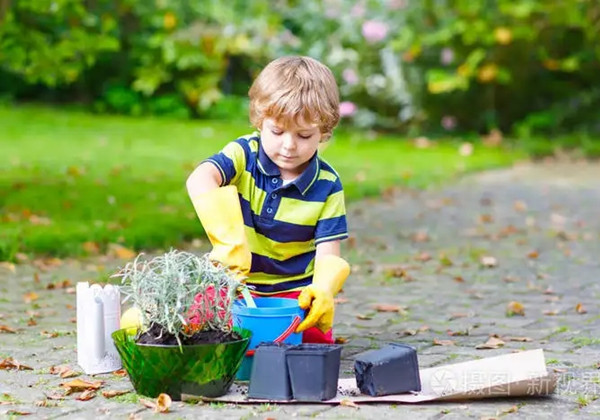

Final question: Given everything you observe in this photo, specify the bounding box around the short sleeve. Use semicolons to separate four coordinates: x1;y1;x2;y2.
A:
202;140;247;186
314;179;348;245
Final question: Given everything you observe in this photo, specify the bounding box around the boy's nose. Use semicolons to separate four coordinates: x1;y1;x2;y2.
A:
281;133;296;150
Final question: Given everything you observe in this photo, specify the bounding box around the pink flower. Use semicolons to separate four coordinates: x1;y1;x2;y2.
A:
441;116;457;131
339;101;357;117
187;285;231;328
351;3;366;18
387;0;408;9
342;68;359;85
362;20;388;43
440;48;454;65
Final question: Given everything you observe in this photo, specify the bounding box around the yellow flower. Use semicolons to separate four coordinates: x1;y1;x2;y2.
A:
494;27;513;45
477;64;498;83
163;12;177;30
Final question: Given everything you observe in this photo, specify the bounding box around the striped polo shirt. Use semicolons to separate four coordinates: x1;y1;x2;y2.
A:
204;133;348;295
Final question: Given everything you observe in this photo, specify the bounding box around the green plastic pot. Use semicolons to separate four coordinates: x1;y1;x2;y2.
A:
111;328;251;400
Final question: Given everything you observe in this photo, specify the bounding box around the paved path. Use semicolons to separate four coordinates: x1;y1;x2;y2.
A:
1;162;600;419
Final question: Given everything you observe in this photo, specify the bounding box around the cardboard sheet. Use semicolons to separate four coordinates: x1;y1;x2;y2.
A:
183;349;556;404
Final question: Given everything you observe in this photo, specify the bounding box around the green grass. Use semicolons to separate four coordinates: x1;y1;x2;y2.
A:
0;105;522;261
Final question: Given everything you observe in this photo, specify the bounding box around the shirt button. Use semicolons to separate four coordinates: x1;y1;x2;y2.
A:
271;193;277;199
266;208;273;214
271;178;278;184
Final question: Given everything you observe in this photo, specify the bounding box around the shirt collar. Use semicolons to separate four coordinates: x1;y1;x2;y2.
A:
257;138;320;195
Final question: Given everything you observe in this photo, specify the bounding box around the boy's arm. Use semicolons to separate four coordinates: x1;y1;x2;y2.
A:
186;162;251;278
186;162;223;197
296;240;350;333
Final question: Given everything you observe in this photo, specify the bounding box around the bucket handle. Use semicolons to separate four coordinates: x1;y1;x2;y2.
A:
245;315;302;357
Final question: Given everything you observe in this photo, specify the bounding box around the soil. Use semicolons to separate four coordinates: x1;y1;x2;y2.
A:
136;323;242;346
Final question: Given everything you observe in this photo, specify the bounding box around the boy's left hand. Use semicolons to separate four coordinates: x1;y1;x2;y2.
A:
296;255;350;333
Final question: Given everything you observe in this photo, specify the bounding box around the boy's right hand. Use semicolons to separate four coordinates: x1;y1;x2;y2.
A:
190;185;252;279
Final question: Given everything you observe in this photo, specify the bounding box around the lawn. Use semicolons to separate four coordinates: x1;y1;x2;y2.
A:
0;105;523;261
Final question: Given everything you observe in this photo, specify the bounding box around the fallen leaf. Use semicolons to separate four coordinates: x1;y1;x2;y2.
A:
27;318;37;326
433;338;455;346
112;369;128;377
543;309;559;316
447;329;469;336
60;379;103;395
155;393;172;413
0;357;33;370
339;398;360;408
23;292;39;303
503;276;519;283
478;214;494;224
506;301;525;317
418;325;430;333
401;329;417;336
33;272;40;283
507;336;533;342
0;325;17;334
356;314;373;320
102;390;131;398
4;410;32;416
448;312;468;320
335;336;349;344
575;303;587;314
476;336;505;349
411;231;430;243
45;393;66;400
543;286;554;295
374;304;407;314
553;367;568;373
50;365;80;378
334;297;349;304
414;252;432;262
527;250;539;259
514;200;528;212
0;262;16;273
453;276;465;283
77;389;96;401
480;256;498;268
41;330;59;338
503;405;519;414
109;244;137;260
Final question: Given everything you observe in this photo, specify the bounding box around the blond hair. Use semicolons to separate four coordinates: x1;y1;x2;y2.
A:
249;56;340;137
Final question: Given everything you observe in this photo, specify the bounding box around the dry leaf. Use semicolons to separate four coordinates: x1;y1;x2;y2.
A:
448;312;468;320
112;369;128;377
543;309;559;316
503;405;519;414
60;379;103;395
374;304;406;314
109;244;137;260
478;214;494;224
415;252;432;262
411;231;430;243
102;389;131;398
527;250;539;259
156;394;172;412
514;200;527;212
4;410;32;416
507;336;533;342
480;256;498;268
476;336;505;349
356;314;373;320
575;303;587;314
27;318;37;326
433;338;455;346
0;262;16;273
418;325;430;333
45;393;66;400
453;276;465;283
41;330;59;338
50;365;80;378
77;390;96;401
553;367;568;373
23;292;39;303
503;276;519;283
334;297;349;304
401;329;417;336
334;336;349;344
506;301;525;317
339;398;360;408
0;357;33;371
0;325;17;334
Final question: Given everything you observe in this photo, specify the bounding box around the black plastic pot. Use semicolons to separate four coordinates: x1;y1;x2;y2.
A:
286;344;342;401
353;343;421;396
248;342;293;400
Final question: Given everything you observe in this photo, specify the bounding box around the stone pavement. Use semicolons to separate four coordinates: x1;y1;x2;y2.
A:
1;162;600;419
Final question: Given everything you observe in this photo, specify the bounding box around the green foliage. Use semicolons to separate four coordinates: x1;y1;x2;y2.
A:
115;250;242;344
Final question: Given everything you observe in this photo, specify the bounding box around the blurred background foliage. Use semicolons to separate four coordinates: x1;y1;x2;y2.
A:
1;0;599;139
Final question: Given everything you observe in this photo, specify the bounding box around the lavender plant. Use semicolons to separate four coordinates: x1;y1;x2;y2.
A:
113;249;243;345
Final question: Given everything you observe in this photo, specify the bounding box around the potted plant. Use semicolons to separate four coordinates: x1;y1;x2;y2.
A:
110;249;251;400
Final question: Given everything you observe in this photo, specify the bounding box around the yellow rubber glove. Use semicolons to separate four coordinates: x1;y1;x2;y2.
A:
296;255;350;333
120;306;142;335
190;185;252;278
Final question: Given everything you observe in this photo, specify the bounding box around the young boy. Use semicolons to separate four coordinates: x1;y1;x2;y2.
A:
186;56;350;344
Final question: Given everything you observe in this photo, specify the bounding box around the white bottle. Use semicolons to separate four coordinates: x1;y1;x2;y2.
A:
76;282;122;374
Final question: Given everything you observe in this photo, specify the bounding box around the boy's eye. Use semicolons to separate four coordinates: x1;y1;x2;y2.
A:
298;134;312;139
271;130;283;136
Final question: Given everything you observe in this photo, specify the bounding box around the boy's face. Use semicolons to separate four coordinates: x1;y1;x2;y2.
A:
260;118;325;179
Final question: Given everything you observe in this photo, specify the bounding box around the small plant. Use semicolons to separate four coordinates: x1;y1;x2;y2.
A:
114;249;243;346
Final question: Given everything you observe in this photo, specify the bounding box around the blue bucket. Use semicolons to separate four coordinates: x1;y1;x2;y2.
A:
232;297;304;380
